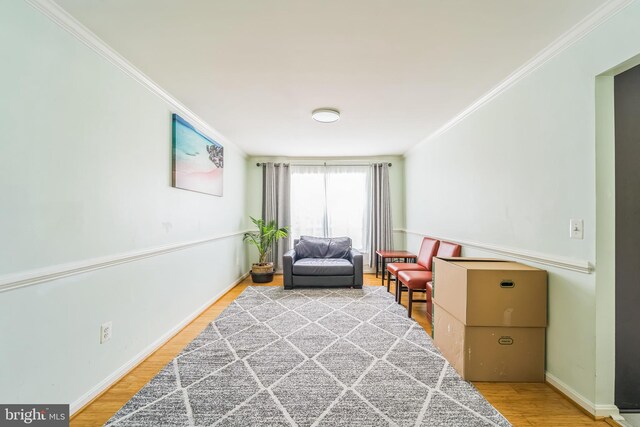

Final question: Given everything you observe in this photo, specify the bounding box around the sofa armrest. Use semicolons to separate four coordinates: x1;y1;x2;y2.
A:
283;249;296;289
350;249;363;286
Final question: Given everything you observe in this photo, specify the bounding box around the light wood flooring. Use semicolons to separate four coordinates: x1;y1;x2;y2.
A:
71;274;610;427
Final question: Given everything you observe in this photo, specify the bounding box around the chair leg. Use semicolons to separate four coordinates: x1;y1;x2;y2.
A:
408;289;413;318
386;271;391;292
396;280;402;303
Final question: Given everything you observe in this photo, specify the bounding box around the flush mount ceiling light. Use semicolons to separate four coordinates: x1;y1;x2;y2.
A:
312;108;340;123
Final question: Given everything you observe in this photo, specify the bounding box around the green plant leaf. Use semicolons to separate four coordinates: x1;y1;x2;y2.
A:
243;216;289;264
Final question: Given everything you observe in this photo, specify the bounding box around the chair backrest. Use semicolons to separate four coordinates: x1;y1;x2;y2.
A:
437;241;462;258
417;237;440;270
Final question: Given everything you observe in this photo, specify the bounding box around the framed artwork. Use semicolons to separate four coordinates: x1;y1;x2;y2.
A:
172;114;223;196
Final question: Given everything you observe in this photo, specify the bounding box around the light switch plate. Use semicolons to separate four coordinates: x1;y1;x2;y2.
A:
570;219;584;240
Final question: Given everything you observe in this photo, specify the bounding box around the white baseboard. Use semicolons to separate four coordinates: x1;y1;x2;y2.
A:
70;272;249;415
597;405;622;419
545;371;620;418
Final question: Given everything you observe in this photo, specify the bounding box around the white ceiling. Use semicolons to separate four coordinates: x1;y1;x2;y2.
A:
54;0;606;157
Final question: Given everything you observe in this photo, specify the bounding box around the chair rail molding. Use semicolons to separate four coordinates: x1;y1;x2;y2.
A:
398;229;593;274
405;0;634;155
0;230;251;294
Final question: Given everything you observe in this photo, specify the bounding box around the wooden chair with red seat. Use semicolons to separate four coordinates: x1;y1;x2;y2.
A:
397;241;462;318
385;237;439;299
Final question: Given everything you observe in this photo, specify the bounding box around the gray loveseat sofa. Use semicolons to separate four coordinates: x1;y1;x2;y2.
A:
283;236;363;289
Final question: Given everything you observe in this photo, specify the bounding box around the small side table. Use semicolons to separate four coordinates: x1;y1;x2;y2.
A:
375;250;417;286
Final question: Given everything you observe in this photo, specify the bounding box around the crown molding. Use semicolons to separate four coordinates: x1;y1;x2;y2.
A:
398;229;593;274
23;0;246;158
0;230;250;293
406;0;635;155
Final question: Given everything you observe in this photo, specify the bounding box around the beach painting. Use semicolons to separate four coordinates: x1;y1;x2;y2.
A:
172;114;223;196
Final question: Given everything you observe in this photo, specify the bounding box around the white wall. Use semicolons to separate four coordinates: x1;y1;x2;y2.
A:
404;1;640;413
0;1;248;409
246;156;406;253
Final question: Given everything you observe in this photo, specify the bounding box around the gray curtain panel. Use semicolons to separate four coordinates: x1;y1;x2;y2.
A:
262;162;291;270
368;163;393;267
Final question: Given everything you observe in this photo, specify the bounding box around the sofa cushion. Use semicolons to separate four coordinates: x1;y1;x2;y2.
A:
327;236;352;259
296;235;352;259
292;258;354;276
294;238;329;258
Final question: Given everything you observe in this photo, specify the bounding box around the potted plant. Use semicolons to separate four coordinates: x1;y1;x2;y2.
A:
243;216;289;283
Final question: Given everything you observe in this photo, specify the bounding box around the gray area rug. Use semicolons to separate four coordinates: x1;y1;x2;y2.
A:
105;286;511;427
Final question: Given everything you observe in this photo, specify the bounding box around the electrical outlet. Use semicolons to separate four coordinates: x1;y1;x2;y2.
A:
100;321;112;344
570;219;584;240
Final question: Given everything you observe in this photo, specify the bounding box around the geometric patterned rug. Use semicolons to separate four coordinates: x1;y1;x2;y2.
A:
105;286;511;426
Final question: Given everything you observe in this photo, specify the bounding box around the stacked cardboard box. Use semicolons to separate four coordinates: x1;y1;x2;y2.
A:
432;258;547;382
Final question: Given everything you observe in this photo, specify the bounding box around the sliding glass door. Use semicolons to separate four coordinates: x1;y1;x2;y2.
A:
290;165;370;252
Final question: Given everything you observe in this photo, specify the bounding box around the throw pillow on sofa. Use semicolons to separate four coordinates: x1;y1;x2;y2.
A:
296;236;352;259
326;237;351;259
295;238;328;258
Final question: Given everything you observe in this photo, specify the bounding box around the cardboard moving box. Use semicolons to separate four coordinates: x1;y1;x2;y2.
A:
433;303;545;382
433;257;548;327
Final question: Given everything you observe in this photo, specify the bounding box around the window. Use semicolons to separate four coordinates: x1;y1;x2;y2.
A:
290;165;369;252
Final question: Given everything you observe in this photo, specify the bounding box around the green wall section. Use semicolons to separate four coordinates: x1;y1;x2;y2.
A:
3;0;640;415
404;2;640;410
0;1;248;407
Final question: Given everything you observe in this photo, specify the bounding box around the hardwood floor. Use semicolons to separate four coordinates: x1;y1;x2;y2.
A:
71;273;609;426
